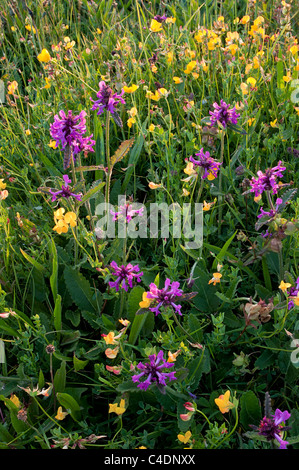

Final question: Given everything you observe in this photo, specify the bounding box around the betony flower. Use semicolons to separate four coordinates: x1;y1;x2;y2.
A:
49;175;82;202
108;261;143;292
249;162;286;197
209;99;240;128
90;81;125;126
252;409;291;449
50;109;95;168
145;278;184;316
257;198;283;219
189;148;222;180
110;202;144;223
132;350;177;391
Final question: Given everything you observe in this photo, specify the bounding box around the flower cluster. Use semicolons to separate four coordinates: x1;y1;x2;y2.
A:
108;261;143;292
132;350;177;391
90;81;125;125
249;161;286;197
52;208;77;234
110;202;144;223
50;110;95;168
49;175;82;202
209;99;240;128
189;148;222;180
253;409;291;449
286;277;299;310
142;278;184;316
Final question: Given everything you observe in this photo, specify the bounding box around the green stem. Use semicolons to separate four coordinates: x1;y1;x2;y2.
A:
218;130;225;236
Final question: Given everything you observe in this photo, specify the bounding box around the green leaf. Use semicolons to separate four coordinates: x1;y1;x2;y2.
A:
73;355;89;372
128;309;149;345
240;391;262;430
187;313;204;343
54;361;66;393
254;350;276;370
64;266;100;313
80;181;105;204
20;248;46;272
212;231;237;270
53;294;62;337
56;392;81;421
49;237;58;302
127;286;145;322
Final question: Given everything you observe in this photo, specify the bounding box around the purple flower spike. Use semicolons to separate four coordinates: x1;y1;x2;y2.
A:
50;109;95;169
287;277;299;310
209;99;240;128
49;174;82;202
146;278;184;316
249;161;286;197
189;148;222;180
108;261;143;292
90;81;125;119
132;350;177;391
251;408;291;449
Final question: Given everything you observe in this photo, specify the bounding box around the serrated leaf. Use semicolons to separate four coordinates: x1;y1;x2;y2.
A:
64;266;101;313
80;180;105;204
110;138;135;167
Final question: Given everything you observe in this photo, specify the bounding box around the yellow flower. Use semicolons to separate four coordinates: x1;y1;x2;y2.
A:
53;219;68;234
240;15;250;24
127;117;136;128
178;431;192;444
215;390;234;414
7;80;18;95
128;106;138;117
146;90;160;101
227;44;238;55
102;332;118;345
25;129;31;136
247;118;256;126
64;211;77;227
97;28;102;34
44;77;51;89
0;190;8;200
55;406;68;421
203;200;215;211
167;51;174;63
283;72;292;83
165;17;176;24
37;49;51;63
200;59;208;72
245;64;253;74
119;318;130;326
48;140;57;148
173;77;182;84
279;281;292;293
167;349;181;362
158;88;168;97
184;162;196;176
109;399;126;415
150;19;163;32
240;82;249;95
208;272;222;286
139;292;152;308
105;347;119;359
294;293;299;307
25;24;36;34
9;394;21;408
0;179;7;190
247;77;257;87
254;194;262;203
151;64;158;73
148;124;155;132
290;44;299;55
270;119;278;128
123;84;139;93
11;26;16;32
184;60;197;74
182;188;190;196
148;182;162;189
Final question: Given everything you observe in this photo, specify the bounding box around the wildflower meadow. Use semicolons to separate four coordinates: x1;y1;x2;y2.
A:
0;0;299;453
